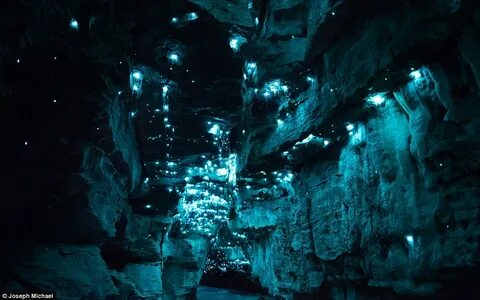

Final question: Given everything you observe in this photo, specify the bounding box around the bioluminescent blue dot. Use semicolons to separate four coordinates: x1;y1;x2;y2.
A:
405;235;414;246
187;188;199;195
245;62;257;75
229;35;247;52
410;70;422;80
70;18;79;30
130;69;144;95
367;93;386;106
186;12;199;21
132;71;142;80
168;53;180;64
171;17;178;23
323;139;330;146
162;85;169;95
144;204;152;209
262;80;289;99
346;123;355;131
277;119;284;126
208;124;221;135
216;168;228;176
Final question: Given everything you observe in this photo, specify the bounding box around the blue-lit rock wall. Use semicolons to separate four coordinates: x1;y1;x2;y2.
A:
232;69;480;297
224;0;480;298
1;0;480;299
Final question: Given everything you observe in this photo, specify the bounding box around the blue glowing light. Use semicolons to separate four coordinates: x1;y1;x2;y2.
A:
229;35;247;52
367;93;386;106
277;119;284;126
227;154;237;185
346;123;355;131
323;139;330;146
70;19;79;30
162;85;169;95
186;12;199;21
171;17;178;23
301;134;315;144
306;76;316;83
410;70;421;80
262;80;289;98
216;168;228;176
168;53;180;64
144;204;152;209
405;235;414;246
245;62;257;75
130;69;144;95
208;124;221;135
186;187;199;195
132;71;142;80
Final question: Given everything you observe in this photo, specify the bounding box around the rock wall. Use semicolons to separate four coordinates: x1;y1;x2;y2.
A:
228;0;480;298
1;0;480;299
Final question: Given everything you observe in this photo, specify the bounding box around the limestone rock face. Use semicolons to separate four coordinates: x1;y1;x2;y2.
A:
162;235;210;298
216;0;480;298
188;0;255;27
41;145;129;243
2;0;480;299
7;244;118;300
114;263;163;299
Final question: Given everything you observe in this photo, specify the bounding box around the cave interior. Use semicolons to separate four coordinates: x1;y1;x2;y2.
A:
1;0;480;299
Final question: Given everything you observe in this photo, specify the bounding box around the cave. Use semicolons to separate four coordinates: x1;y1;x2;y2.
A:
1;0;480;299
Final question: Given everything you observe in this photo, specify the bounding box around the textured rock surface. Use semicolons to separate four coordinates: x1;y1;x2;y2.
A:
224;0;480;298
2;0;480;299
6;244;118;299
40;144;129;243
162;235;210;298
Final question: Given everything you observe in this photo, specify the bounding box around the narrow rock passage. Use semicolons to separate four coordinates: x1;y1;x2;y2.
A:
1;0;480;299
